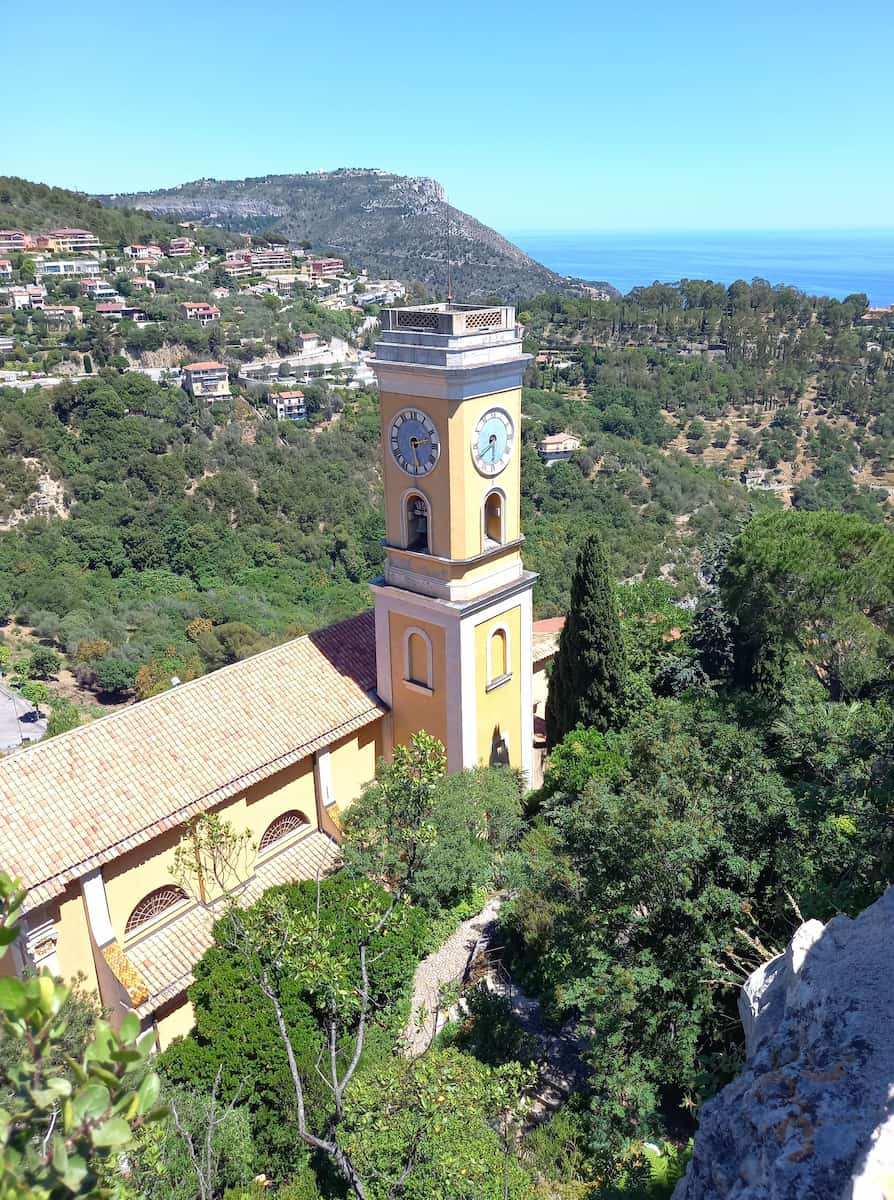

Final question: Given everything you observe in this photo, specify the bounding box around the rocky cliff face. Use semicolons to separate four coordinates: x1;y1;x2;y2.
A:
675;888;894;1200
99;170;607;301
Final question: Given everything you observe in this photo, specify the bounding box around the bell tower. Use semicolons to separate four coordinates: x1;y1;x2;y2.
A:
370;303;535;781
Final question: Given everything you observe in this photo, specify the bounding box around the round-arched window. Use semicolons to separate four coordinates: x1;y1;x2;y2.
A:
258;810;311;852
125;885;188;936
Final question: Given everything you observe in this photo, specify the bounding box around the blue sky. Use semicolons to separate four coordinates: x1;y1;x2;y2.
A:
6;0;894;233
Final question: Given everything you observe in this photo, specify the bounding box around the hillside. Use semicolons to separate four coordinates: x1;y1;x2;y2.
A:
519;283;894;523
98;170;609;301
0;177;237;251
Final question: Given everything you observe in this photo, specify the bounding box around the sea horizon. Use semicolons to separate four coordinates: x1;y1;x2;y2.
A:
506;228;894;306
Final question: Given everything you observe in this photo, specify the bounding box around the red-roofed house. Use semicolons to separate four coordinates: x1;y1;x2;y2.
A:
179;301;220;325
0;260;11;278
183;360;230;399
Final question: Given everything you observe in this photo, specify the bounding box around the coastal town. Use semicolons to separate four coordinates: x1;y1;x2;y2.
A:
0;222;405;417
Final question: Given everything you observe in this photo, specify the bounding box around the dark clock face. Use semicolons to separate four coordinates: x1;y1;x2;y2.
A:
389;408;440;476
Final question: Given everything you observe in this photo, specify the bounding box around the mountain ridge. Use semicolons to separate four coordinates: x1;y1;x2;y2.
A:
98;169;616;301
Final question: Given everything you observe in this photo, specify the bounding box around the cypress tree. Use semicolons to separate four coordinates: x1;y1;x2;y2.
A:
545;531;626;748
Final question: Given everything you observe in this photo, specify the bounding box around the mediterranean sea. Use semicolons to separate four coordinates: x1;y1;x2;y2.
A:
507;229;894;306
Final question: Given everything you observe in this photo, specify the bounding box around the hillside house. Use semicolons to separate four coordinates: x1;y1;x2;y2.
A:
270;390;307;421
42;305;83;327
183;361;230;400
538;432;581;463
6;285;48;310
180;302;220;325
83;281;121;301
36;259;101;278
166;237;195;258
0;260;12;278
124;245;163;263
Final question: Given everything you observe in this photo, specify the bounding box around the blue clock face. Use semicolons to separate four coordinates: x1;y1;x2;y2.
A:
389;408;440;476
471;407;514;476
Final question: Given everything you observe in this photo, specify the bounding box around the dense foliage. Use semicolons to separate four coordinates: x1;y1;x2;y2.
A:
545;531;626;745
159;874;430;1179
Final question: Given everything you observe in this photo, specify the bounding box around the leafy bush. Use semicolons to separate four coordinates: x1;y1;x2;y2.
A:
158;875;430;1179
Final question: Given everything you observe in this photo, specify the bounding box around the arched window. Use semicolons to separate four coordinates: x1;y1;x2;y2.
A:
403;490;431;553
403;626;433;691
483;489;505;549
487;626;511;688
125;885;188;937
259;810;311;852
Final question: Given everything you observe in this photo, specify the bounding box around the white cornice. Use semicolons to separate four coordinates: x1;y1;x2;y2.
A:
372;358;531;402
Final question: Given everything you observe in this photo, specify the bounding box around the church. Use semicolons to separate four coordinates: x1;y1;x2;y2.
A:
0;302;556;1045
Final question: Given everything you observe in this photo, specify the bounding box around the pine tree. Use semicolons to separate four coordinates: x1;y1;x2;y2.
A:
545;531;626;748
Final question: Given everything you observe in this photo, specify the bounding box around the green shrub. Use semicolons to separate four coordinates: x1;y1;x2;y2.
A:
158;874;430;1179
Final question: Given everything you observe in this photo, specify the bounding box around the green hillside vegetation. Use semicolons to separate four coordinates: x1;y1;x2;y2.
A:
0;176;236;251
0;362;758;722
519;281;894;520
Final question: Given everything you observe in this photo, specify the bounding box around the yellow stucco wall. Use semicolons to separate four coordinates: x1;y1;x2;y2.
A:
155;997;196;1049
387;609;449;752
56;887;100;993
328;724;382;811
102;755;319;945
474;605;523;769
379;387;522;568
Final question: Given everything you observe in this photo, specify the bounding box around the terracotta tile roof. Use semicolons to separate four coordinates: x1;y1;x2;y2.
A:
532;617;564;664
0;612;381;911
184;361;226;371
130;829;340;1015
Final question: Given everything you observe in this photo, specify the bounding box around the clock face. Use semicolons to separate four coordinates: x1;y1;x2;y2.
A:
472;407;514;476
389;408;440;476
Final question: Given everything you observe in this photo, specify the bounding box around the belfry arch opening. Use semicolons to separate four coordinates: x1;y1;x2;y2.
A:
483;489;505;549
404;491;431;553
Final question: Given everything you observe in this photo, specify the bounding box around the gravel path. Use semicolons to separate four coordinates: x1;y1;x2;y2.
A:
404;893;591;1126
404;895;505;1055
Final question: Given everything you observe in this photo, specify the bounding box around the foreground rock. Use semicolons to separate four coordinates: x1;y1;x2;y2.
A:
674;887;894;1200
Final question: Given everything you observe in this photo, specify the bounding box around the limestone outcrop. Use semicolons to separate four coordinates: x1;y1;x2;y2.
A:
674;887;894;1200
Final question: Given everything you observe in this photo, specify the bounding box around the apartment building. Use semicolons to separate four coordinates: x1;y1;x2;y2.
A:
223;252;252;278
0;231;30;252
270;390;307;421
47;228;100;253
183;361;230;400
308;257;344;279
251;248;292;271
179;302;221;325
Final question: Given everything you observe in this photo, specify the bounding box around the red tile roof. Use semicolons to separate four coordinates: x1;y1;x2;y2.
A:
184;361;226;371
0;612;381;911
